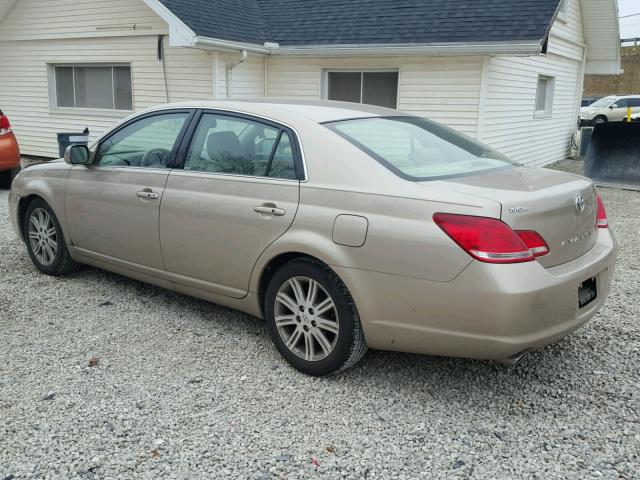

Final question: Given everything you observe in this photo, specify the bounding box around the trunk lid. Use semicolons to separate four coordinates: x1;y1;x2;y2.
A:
428;166;598;267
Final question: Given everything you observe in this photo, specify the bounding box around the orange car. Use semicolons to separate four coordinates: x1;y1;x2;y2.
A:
0;109;20;188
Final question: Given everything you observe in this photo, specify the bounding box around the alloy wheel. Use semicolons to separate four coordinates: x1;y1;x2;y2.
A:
274;276;340;361
28;208;58;266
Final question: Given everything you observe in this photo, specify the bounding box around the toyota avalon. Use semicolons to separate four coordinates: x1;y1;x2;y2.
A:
9;100;617;375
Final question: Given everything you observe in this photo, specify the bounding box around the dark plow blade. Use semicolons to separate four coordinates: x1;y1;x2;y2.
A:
584;122;640;190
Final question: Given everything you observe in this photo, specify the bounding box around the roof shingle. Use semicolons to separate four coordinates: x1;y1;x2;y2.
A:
158;0;560;46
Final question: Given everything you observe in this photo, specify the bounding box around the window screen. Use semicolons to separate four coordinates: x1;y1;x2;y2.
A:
328;72;361;103
54;67;75;108
327;71;398;109
362;72;398;109
53;65;133;110
535;76;554;114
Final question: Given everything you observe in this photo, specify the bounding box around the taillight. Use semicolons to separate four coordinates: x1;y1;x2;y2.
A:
515;230;549;257
433;213;535;264
596;195;608;229
0;114;11;136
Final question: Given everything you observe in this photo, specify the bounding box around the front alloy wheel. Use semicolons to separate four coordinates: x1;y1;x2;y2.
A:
23;198;79;276
264;258;367;376
28;208;58;266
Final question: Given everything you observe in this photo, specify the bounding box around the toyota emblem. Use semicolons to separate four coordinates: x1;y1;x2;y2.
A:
575;194;585;213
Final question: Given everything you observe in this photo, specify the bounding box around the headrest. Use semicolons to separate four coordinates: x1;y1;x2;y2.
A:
207;131;242;159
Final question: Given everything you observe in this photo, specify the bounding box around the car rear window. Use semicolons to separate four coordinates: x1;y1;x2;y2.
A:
326;116;518;181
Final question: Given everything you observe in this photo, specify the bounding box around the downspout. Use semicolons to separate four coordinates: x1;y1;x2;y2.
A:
574;45;588;128
226;49;248;99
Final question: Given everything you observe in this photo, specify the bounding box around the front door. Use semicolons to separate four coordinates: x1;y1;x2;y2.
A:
65;110;193;270
159;111;302;298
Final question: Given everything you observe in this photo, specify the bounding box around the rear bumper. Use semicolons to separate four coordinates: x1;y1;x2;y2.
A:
0;132;20;172
335;228;618;360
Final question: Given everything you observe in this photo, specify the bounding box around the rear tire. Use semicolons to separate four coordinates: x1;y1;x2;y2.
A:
23;198;79;276
264;258;367;376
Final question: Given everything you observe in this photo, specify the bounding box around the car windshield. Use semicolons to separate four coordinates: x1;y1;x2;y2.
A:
326;116;518;181
589;97;615;108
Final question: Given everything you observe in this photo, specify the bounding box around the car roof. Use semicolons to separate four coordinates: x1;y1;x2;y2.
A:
613;95;640;99
139;99;405;124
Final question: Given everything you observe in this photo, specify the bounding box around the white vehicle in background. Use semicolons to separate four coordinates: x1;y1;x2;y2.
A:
580;95;640;125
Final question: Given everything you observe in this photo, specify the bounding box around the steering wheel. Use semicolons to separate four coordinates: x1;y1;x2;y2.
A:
141;148;171;167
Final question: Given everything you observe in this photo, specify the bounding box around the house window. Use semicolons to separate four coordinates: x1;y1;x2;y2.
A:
535;75;555;116
327;71;399;109
52;65;133;110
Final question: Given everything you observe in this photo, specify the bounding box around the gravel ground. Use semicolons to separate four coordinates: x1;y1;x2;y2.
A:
1;159;638;479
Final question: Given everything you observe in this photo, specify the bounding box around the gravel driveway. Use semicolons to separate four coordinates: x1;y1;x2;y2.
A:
1;160;638;479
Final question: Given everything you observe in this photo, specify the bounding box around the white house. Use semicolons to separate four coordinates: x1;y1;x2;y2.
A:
0;0;620;165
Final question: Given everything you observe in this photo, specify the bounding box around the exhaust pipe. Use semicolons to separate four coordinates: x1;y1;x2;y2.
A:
497;350;530;368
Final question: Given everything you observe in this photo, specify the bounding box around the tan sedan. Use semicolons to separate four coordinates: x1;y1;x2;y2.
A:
9;100;617;375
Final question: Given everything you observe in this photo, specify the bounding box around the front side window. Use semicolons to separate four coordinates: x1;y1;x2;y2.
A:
327;71;399;109
184;113;297;180
327;116;518;181
96;112;189;167
611;99;629;109
535;75;555;115
53;65;133;110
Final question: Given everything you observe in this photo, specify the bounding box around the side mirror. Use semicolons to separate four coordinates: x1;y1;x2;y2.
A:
610;104;618;109
64;144;91;165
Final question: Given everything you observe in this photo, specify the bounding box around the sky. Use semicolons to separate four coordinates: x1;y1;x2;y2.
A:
619;0;640;40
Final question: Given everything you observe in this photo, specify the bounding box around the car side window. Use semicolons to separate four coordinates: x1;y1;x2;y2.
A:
612;99;628;109
184;113;297;179
628;98;640;108
267;132;296;180
96;112;189;168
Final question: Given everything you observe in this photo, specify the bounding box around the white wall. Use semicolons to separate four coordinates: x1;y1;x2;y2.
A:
0;0;213;157
478;0;585;166
0;36;212;157
213;52;266;99
266;56;483;137
0;0;586;166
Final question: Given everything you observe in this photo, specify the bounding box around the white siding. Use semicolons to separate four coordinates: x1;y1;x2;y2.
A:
398;57;483;137
479;0;585;166
0;0;590;166
266;56;483;137
0;35;212;157
214;52;266;99
0;0;167;41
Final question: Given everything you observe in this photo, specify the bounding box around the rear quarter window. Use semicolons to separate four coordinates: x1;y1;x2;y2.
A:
326;116;518;181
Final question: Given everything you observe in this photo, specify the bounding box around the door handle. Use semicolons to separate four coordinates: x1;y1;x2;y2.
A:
136;190;159;200
254;205;286;216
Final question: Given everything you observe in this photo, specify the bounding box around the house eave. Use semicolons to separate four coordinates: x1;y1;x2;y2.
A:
192;38;544;57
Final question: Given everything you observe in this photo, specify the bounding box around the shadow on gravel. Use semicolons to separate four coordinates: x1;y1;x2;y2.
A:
55;263;579;396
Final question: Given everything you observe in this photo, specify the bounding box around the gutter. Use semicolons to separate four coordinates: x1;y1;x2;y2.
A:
193;37;543;57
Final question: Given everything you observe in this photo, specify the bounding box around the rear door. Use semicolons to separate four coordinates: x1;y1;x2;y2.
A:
628;98;640;117
65;110;193;270
610;98;628;121
159;110;302;298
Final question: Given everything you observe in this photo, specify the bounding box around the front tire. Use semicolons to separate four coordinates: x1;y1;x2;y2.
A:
23;198;79;276
593;115;607;125
264;258;367;376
